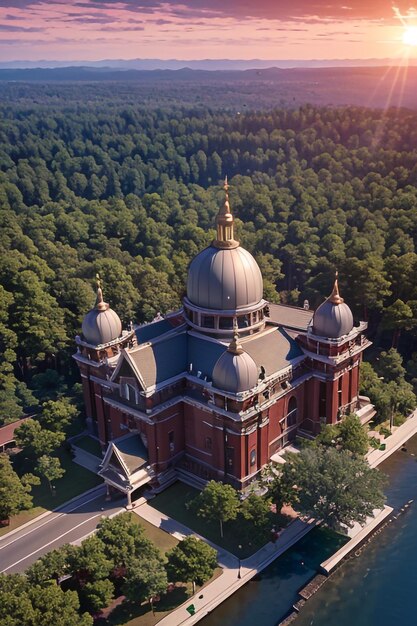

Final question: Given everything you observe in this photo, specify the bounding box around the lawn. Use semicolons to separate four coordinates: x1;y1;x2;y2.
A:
148;481;289;558
106;568;223;626
29;447;102;510
106;513;222;626
72;434;103;457
131;514;179;554
0;448;102;537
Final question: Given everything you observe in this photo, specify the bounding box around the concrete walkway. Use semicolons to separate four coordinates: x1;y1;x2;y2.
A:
71;446;102;473
320;505;393;574
133;501;315;626
367;409;417;468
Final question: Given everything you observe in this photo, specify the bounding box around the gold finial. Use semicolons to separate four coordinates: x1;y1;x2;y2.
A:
212;176;239;249
328;270;344;305
228;319;244;355
95;273;107;311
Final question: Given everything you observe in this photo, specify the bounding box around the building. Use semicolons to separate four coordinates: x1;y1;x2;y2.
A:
74;181;373;505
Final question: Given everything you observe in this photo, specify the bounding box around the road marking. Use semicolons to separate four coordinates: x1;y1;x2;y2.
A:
1;513;102;573
0;491;105;551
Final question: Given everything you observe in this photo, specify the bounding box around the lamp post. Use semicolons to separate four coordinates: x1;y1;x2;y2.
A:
237;544;242;579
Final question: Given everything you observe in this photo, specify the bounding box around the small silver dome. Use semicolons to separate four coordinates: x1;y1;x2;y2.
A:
312;274;353;339
212;331;258;393
82;284;122;345
187;245;263;311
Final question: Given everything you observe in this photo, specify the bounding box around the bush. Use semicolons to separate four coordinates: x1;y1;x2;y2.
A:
369;436;380;449
393;414;406;427
379;426;391;438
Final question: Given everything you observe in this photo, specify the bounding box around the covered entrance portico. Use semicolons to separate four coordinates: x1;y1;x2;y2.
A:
98;433;154;508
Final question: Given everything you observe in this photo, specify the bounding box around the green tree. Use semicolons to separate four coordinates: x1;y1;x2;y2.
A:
375;348;406;382
0;454;39;522
192;480;240;538
26;545;75;585
317;414;369;456
0;573;92;626
261;464;294;513
36;455;65;493
382;299;413;347
240;493;272;530
281;447;385;531
96;512;159;570
28;583;93;626
69;535;112;582
37;398;78;432
81;579;114;613
123;556;168;612
15;419;65;457
166;536;217;593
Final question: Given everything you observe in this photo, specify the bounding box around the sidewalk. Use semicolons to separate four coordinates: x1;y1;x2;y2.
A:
367;409;417;468
133;501;315;626
71;446;102;473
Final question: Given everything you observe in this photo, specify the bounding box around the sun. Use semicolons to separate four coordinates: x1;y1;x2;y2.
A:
403;26;417;46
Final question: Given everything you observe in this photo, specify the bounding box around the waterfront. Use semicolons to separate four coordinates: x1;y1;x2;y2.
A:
202;434;417;626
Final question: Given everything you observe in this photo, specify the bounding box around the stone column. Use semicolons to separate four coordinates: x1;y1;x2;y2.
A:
126;490;133;510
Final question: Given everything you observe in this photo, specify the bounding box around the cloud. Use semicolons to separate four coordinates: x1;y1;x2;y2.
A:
100;24;145;30
0;24;44;32
1;0;410;22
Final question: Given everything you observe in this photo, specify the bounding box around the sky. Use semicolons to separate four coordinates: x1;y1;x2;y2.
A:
1;1;417;62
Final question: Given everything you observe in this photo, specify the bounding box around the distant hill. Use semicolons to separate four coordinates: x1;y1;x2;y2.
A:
1;57;417;70
1;65;417;109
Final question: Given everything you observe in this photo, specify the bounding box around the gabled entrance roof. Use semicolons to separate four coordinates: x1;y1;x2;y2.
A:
98;433;153;493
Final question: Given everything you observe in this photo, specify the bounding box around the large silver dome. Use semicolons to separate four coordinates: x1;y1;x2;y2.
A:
212;333;258;393
82;284;122;346
312;274;353;339
187;245;263;311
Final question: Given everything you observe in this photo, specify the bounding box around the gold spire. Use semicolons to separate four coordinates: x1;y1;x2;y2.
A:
95;273;108;312
212;176;239;249
328;270;344;305
227;319;244;355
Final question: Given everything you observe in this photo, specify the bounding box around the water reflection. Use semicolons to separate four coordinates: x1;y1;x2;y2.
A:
202;435;417;626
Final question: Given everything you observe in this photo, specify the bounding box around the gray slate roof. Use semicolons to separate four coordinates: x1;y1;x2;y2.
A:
128;332;188;387
241;327;303;377
113;434;148;474
121;316;305;390
268;303;313;332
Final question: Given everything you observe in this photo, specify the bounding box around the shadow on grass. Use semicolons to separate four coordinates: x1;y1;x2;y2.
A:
149;482;292;558
12;447;102;512
106;586;190;625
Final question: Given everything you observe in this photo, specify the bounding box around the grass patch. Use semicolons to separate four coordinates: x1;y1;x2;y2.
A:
106;568;223;626
131;514;178;554
0;448;102;537
149;482;288;558
0;507;45;538
72;435;103;457
29;448;102;511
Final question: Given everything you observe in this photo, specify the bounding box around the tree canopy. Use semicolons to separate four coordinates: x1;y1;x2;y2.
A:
2;95;417;422
166;536;217;593
280;447;386;530
191;480;240;538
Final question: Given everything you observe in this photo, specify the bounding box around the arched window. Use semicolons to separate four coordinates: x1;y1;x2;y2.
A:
287;396;297;427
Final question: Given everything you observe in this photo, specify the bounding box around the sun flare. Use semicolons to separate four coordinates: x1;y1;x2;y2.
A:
403;26;417;46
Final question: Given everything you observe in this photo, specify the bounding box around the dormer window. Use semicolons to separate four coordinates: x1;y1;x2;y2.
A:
123;382;137;404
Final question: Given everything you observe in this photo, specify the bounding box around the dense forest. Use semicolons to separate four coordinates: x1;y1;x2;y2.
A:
2;84;417;424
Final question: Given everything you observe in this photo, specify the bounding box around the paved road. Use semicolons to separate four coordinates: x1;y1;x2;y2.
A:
0;487;125;574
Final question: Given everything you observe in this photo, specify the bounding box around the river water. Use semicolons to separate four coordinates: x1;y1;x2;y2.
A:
201;435;417;626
